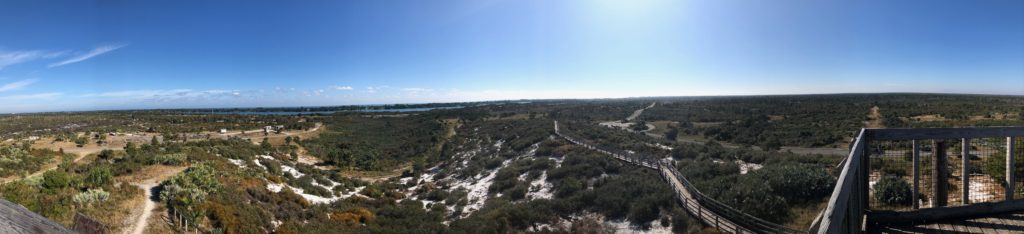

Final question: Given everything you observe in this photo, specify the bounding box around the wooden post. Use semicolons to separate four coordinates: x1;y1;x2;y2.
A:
1009;137;1017;200
962;138;970;205
912;140;920;209
932;140;948;207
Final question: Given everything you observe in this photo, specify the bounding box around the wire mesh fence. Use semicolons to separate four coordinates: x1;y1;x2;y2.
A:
1011;136;1024;200
867;137;1021;211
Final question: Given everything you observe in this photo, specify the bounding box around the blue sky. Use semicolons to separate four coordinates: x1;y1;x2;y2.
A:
1;0;1022;113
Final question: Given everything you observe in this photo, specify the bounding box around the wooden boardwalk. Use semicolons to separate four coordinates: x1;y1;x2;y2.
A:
878;212;1024;233
554;121;770;234
658;164;751;233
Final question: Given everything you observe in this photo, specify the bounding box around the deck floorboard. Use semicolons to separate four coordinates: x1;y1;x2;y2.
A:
881;211;1024;233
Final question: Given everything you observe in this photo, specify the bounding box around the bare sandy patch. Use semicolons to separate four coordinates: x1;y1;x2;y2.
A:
117;164;189;184
910;114;945;122
969;112;1019;121
338;163;412;183
205;122;324;146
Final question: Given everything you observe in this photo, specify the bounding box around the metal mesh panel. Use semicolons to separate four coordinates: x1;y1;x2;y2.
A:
964;137;1006;204
868;140;916;211
1012;137;1024;200
867;138;1015;210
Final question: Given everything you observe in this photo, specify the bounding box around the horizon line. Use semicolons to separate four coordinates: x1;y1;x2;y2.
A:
4;91;1021;115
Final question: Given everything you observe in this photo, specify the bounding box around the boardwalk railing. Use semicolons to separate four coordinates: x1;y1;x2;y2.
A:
810;129;869;234
813;127;1024;233
554;121;801;234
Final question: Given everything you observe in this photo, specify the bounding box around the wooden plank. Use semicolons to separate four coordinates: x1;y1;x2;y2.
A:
964;220;979;233
1009;137;1016;201
963;218;983;234
991;215;1010;232
980;217;999;234
864;127;1024;141
951;221;964;233
869;199;1024;225
988;217;1005;234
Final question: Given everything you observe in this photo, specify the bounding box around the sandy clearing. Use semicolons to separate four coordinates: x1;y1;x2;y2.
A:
909;114;945;122
1;132;164;184
31;132;161;155
206;122;323;146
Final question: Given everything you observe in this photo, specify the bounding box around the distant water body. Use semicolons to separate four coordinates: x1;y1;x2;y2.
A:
192;106;464;115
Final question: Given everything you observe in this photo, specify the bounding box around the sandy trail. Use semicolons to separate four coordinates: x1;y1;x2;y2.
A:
599;102;658;132
626;102;656;121
128;183;158;234
124;166;188;234
866;106;884;128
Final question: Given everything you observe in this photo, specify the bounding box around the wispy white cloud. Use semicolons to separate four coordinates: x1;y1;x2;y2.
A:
305;89;327;97
365;86;391;93
330;85;353;90
82;89;184;98
0;92;62;101
0;79;38;92
81;89;239;100
403;88;433;92
48;44;127;68
0;50;65;70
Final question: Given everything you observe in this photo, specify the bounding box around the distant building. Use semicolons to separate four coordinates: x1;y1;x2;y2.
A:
219;129;228;134
263;126;274;133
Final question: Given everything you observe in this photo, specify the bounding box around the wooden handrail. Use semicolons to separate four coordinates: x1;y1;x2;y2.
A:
814;129;867;234
864;127;1024;141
